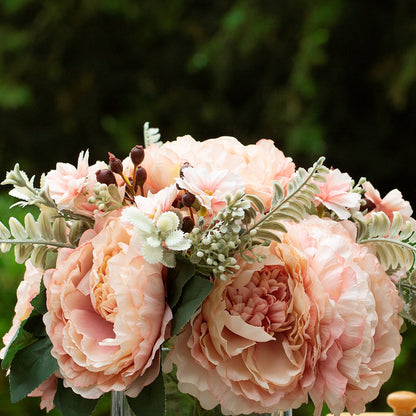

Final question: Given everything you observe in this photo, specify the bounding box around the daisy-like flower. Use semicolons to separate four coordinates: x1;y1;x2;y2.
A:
362;181;413;221
121;209;191;267
134;184;178;221
176;166;245;215
314;169;361;219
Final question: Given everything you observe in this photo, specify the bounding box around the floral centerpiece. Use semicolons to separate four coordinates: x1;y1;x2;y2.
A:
0;123;415;416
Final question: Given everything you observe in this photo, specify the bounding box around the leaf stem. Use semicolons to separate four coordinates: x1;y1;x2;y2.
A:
359;237;416;253
242;157;325;236
0;239;75;249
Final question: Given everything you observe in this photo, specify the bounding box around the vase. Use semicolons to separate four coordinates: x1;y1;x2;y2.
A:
271;410;293;416
111;391;132;416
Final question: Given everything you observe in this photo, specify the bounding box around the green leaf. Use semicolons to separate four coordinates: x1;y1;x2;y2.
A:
127;370;165;416
1;324;36;370
167;256;195;309
30;281;47;314
245;194;265;214
9;336;59;403
171;275;214;336
54;379;100;416
23;313;46;337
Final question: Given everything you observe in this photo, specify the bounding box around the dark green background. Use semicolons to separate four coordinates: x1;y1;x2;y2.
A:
0;1;415;415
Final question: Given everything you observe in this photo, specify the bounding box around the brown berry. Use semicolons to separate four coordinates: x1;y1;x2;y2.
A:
108;152;123;174
130;145;145;166
96;169;117;186
182;192;196;207
181;216;195;233
135;166;147;185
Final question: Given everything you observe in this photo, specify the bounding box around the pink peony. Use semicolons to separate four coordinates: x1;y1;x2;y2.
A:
165;216;403;416
314;169;361;219
363;181;413;221
1;260;43;358
141;136;295;209
44;215;172;399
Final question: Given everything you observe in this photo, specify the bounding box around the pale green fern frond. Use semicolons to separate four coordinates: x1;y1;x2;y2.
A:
242;157;327;244
358;211;416;272
0;210;76;269
143;122;161;148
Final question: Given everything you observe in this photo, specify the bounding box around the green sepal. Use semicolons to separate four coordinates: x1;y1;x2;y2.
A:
167;256;195;309
9;336;59;403
54;379;100;416
127;370;165;416
170;275;214;336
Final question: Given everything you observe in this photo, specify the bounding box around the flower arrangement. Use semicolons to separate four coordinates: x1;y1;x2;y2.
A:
0;123;415;416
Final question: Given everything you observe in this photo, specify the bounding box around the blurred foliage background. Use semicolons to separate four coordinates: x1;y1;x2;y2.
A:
0;0;415;415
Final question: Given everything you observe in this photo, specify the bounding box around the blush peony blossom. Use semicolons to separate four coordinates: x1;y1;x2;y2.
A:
141;136;295;209
44;215;172;399
165;216;403;416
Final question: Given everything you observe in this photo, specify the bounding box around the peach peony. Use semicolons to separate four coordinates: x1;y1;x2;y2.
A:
141;136;295;209
44;215;172;399
165;217;403;416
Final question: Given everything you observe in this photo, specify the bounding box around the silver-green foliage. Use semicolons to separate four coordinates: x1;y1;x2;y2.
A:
0;209;75;269
1;164;56;209
242;157;328;245
357;211;416;271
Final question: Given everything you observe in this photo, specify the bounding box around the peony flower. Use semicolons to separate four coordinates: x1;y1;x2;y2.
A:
165;216;403;416
362;181;413;221
1;260;43;358
314;169;361;219
44;215;172;399
176;166;245;215
141;136;295;210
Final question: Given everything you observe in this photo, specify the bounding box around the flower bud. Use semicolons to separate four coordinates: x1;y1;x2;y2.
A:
360;198;376;212
130;145;145;166
182;192;196;207
135;166;147;185
181;216;195;233
108;152;123;174
96;169;117;186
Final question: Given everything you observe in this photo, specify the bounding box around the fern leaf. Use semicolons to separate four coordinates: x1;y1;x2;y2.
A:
245;195;265;214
